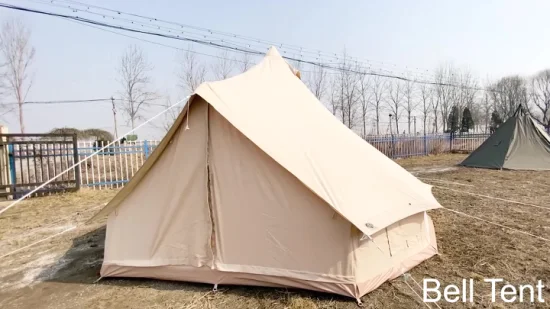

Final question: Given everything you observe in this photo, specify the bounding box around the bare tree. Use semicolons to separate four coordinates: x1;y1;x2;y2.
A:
488;75;528;120
419;84;433;135
0;18;35;133
530;69;550;129
342;67;359;130
332;53;359;129
358;73;372;138
238;52;254;73
159;47;209;131
481;91;491;133
118;45;156;129
178;47;207;94
212;50;234;80
308;64;327;101
431;86;440;133
460;70;478;108
328;75;339;115
386;79;403;134
403;79;418;134
370;75;385;134
162;95;179;132
434;64;458;132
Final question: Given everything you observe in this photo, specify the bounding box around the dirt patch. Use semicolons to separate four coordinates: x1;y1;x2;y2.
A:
1;154;550;308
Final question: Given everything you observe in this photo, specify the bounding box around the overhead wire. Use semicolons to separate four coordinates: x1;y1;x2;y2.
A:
66;18;262;66
1;98;112;105
18;0;437;81
54;0;436;79
29;0;398;77
0;2;497;93
65;18;342;76
1;97;171;108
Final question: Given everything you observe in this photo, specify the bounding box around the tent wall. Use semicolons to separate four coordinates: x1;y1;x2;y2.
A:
208;105;355;283
353;212;437;296
461;113;550;171
100;265;357;298
195;49;441;237
502;116;550;170
459;117;516;169
101;100;212;270
96;47;441;301
100;100;439;300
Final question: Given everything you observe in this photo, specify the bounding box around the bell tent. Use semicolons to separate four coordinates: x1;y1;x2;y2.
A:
460;105;550;170
89;47;442;301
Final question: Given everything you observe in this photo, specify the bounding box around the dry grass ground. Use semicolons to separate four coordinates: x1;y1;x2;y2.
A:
1;154;550;308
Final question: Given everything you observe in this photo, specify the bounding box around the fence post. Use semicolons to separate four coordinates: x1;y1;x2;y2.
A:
449;132;454;152
391;134;396;159
8;143;15;198
72;133;81;191
143;140;150;159
423;134;428;156
0;126;11;199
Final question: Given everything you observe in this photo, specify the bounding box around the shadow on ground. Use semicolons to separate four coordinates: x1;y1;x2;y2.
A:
38;227;353;306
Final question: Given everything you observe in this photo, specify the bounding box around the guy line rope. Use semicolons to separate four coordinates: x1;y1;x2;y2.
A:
0;96;189;260
0;104;549;307
434;185;550;211
0;96;189;217
4;157;550;262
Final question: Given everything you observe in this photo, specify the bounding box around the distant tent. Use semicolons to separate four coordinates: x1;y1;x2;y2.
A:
89;47;442;301
460;105;550;170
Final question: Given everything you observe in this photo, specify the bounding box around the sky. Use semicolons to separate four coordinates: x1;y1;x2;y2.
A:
1;0;550;139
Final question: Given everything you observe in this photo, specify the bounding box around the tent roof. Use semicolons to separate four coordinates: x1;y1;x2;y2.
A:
460;105;550;170
90;46;441;236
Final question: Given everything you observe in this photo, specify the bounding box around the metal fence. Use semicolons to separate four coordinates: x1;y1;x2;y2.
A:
75;133;489;190
77;140;160;189
0;134;80;199
366;133;490;159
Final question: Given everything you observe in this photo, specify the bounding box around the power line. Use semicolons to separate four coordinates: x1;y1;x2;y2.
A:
19;0;436;80
1;98;168;107
55;0;435;77
1;98;112;105
67;18;333;76
0;3;263;57
67;18;259;66
0;2;495;93
0;2;432;82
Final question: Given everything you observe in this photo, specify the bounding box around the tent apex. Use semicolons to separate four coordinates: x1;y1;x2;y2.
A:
266;46;282;57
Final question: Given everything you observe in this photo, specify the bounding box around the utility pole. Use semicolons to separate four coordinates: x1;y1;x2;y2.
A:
111;97;119;139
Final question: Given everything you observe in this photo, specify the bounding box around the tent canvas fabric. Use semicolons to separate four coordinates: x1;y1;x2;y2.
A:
459;106;550;170
90;47;442;300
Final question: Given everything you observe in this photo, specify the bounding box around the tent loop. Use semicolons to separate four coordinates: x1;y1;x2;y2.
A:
212;283;218;292
185;99;192;130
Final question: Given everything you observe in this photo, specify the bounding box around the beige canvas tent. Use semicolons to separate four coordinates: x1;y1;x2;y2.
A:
90;47;442;301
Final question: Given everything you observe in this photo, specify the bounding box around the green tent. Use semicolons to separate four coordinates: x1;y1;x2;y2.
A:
460;105;550;170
